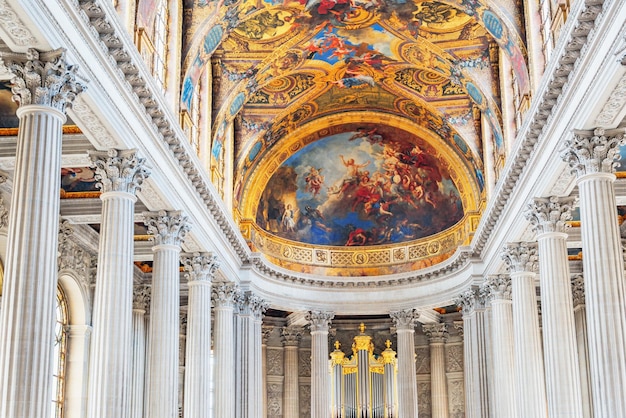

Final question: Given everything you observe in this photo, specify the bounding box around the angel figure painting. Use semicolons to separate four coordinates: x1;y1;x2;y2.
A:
255;125;464;246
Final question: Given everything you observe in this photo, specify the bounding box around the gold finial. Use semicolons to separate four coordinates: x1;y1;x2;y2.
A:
334;340;341;350
385;339;392;349
359;323;366;333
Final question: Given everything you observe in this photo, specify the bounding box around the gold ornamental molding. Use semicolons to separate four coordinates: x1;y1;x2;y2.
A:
252;212;478;276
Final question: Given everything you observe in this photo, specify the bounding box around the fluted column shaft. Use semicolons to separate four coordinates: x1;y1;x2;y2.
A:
144;211;189;418
562;129;626;417
282;327;303;418
0;106;64;418
456;290;489;418
182;253;219;418
572;276;593;418
87;149;149;418
537;232;583;417
89;191;138;418
423;324;449;418
482;276;516;418
390;309;420;418
213;283;238;418
511;269;548;417
130;306;148;418
0;48;84;418
308;311;334;418
526;196;584;417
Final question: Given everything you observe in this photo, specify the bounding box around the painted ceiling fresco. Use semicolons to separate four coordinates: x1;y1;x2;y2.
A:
179;0;529;273
255;124;464;246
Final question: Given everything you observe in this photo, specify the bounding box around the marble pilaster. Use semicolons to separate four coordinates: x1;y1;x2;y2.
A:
0;48;85;418
130;285;150;418
525;197;583;417
390;308;420;418
87;149;149;418
307;311;334;418
423;323;449;418
261;325;273;418
561;128;626;417
143;211;190;418
572;275;593;418
282;326;303;418
181;252;220;418
481;275;516;418
502;242;547;418
456;289;489;418
212;283;239;418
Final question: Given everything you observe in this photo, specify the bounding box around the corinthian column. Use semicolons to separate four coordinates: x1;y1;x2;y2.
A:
561;128;626;417
143;211;190;418
181;252;219;418
282;326;303;418
423;323;449;418
525;197;583;417
307;311;334;418
87;149;149;418
213;283;239;418
0;48;85;418
455;289;489;418
481;275;516;418
502;242;547;418
390;308;420;418
130;285;150;418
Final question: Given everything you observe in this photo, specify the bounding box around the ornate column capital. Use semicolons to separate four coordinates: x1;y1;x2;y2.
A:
422;323;449;344
211;282;239;308
561;128;625;176
262;325;274;344
144;210;190;247
0;48;86;113
481;274;512;301
390;308;420;330
306;311;334;332
57;220;90;277
281;326;303;347
455;288;485;315
240;292;268;320
133;284;151;312
452;320;463;337
525;196;576;234
181;252;220;282
89;149;150;194
571;274;585;307
501;242;538;273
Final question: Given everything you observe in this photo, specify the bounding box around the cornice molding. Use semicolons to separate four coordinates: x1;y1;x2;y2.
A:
0;0;38;47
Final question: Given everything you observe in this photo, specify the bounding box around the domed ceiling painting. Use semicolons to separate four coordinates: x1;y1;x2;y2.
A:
181;0;529;275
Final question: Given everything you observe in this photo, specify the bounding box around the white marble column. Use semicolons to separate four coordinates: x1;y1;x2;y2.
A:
88;149;149;418
262;325;273;418
212;283;239;418
572;275;593;418
561;128;626;417
181;252;219;418
143;211;190;418
423;323;449;418
456;289;489;418
0;48;85;418
248;293;267;418
390;308;420;418
282;326;303;418
502;242;548;418
481;275;516;418
130;285;150;418
526;197;583;417
307;310;334;418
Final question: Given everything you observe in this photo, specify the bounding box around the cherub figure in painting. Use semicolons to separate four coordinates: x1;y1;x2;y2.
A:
305;166;325;196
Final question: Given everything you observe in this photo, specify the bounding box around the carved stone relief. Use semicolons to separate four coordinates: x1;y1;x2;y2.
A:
445;344;463;373
299;385;311;418
266;348;284;376
299;349;311;377
448;378;465;418
417;381;432;418
267;383;283;418
415;346;431;374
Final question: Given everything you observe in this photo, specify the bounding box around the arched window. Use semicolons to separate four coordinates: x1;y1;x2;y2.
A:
51;286;69;418
153;0;168;91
